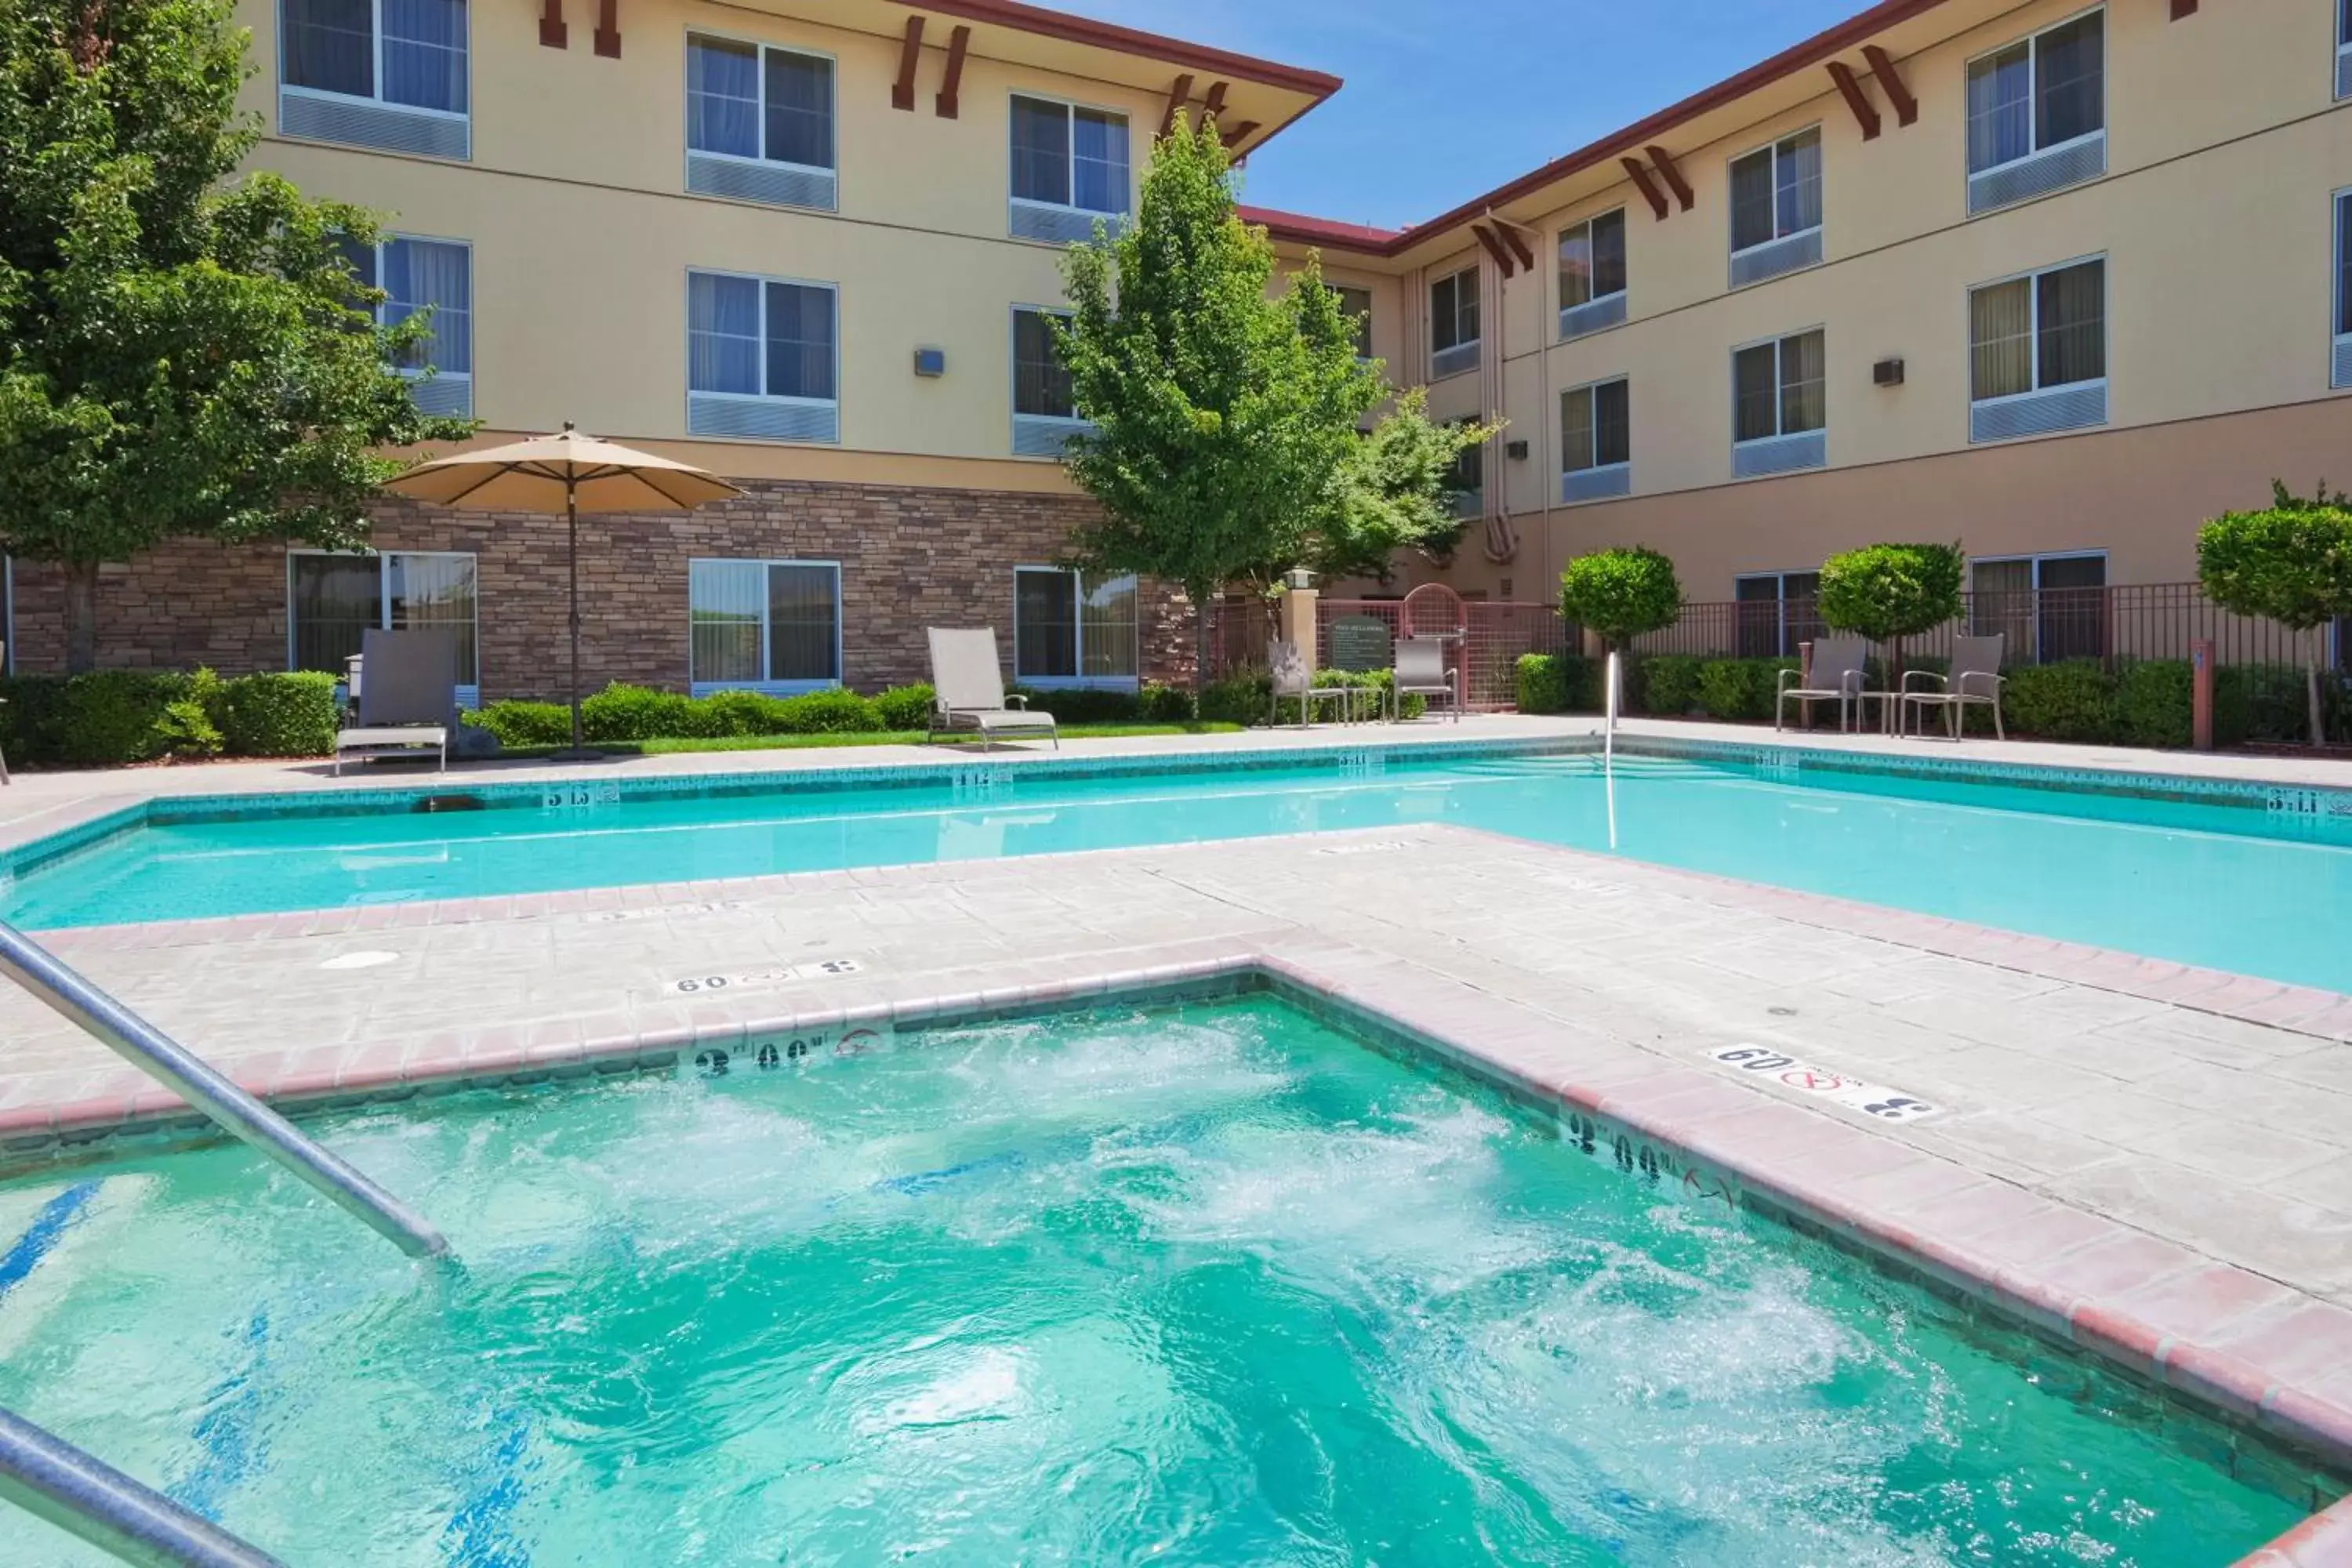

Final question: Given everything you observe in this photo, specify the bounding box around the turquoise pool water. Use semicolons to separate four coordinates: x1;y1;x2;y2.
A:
0;998;2310;1565
11;750;2352;989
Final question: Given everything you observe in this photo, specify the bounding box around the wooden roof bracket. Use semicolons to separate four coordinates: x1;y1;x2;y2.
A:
1220;120;1261;150
1620;156;1670;220
593;0;618;58
1472;223;1517;279
1828;61;1882;140
1160;72;1195;138
1860;44;1918;127
891;14;925;111
538;0;566;48
1645;145;1694;211
935;24;969;117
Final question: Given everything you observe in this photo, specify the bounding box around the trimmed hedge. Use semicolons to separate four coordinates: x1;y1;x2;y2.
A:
2002;660;2118;742
470;699;573;747
873;683;935;731
216;672;340;757
1695;658;1798;723
1513;653;1603;714
0;669;343;767
1635;654;1707;718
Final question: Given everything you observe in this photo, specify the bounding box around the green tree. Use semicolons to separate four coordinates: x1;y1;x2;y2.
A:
0;0;473;671
1558;546;1682;652
1308;388;1497;583
2198;481;2352;746
1817;541;1965;688
1055;114;1383;688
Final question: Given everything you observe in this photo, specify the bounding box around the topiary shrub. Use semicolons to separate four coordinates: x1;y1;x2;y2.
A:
216;672;341;757
873;684;936;731
466;699;572;748
1515;653;1603;713
1558;546;1682;652
579;683;698;742
1696;658;1795;723
1817;542;1965;688
2002;660;2118;742
2198;483;2352;746
1636;654;1706;717
772;688;885;734
1138;682;1196;723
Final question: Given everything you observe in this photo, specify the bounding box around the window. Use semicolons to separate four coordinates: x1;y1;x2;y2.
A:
1965;9;2105;212
288;551;478;699
1968;257;2105;441
347;236;473;416
1448;419;1484;517
2334;190;2352;388
1559;378;1630;503
685;270;838;442
1732;328;1826;475
279;0;468;158
1009;95;1129;241
1971;554;2105;663
684;37;837;211
2339;0;2352;99
1736;572;1822;659
1014;568;1137;685
688;559;841;692
1430;267;1480;377
1728;129;1822;285
1558;209;1628;338
1011;307;1091;456
1330;285;1374;360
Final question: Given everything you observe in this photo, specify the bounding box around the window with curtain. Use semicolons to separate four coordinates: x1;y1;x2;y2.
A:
1969;258;2103;401
1967;9;2103;174
283;0;467;112
1014;568;1137;683
1329;286;1374;358
688;271;836;401
381;238;470;376
1010;96;1129;214
1562;379;1629;473
1735;572;1821;658
688;560;840;688
1730;129;1821;252
684;38;833;169
1733;329;1825;443
1431;267;1479;354
1450;419;1483;495
1558;209;1627;309
289;552;478;686
2336;191;2352;339
1013;309;1076;418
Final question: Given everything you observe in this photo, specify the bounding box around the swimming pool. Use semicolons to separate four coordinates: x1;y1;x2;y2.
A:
0;997;2314;1564
10;744;2352;989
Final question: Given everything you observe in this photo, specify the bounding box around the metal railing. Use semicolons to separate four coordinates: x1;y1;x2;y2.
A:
0;1406;288;1567
0;921;448;1260
1631;583;2351;671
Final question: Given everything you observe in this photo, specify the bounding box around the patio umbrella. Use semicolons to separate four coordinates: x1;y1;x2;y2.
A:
383;425;742;756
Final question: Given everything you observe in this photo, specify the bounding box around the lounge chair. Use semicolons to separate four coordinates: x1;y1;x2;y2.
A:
335;628;457;775
1269;640;1355;728
925;628;1059;749
1390;637;1461;722
1900;633;2007;741
1775;636;1880;733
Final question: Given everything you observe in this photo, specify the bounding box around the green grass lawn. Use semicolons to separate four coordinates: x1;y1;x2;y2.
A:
493;723;1242;760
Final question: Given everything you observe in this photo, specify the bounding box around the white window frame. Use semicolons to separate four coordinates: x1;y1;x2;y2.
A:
1008;91;1132;219
1557;209;1628;311
1012;565;1139;690
683;267;840;439
1966;252;2107;411
686;557;843;696
285;548;481;707
2339;0;2352;99
1328;284;1375;361
1009;304;1091;457
1735;570;1822;658
1730;327;1828;446
1430;264;1480;379
1969;550;2107;663
2333;187;2352;388
1727;127;1823;260
365;233;474;412
681;31;836;176
277;0;470;125
1560;376;1631;491
1971;550;2108;590
1963;6;2106;178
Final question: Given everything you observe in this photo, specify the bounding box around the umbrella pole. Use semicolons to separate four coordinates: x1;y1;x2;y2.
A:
567;479;583;754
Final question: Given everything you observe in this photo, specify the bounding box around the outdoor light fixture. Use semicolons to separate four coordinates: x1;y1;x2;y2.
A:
1284;567;1317;590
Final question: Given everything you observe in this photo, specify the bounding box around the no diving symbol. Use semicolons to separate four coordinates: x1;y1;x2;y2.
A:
1783;1069;1846;1092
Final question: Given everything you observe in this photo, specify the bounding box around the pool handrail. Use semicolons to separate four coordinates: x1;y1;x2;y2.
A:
0;1403;289;1567
0;920;449;1260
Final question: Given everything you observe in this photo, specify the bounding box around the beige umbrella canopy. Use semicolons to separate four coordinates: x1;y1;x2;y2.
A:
383;424;742;755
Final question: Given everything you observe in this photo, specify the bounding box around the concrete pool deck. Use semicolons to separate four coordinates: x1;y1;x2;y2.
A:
3;719;2352;1558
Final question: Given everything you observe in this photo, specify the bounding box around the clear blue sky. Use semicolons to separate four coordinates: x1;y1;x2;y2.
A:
1055;0;1871;229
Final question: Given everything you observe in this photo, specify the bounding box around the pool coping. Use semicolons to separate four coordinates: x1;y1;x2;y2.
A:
5;945;2348;1563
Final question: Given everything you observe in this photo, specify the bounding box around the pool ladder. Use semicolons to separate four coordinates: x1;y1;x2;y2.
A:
0;918;450;1565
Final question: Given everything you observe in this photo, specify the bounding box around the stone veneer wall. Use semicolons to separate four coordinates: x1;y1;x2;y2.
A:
6;479;1201;699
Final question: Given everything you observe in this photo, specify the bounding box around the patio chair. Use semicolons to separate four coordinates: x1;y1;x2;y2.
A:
334;628;457;775
1900;633;2007;742
1269;640;1355;728
1390;637;1461;722
1775;636;1879;733
925;628;1059;750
